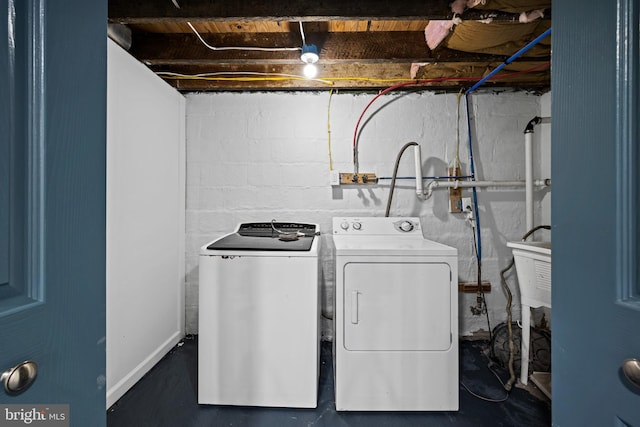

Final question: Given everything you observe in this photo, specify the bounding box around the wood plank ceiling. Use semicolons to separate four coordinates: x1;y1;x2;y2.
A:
108;0;551;92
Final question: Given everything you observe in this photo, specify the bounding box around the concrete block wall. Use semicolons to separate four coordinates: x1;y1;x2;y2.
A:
185;90;550;339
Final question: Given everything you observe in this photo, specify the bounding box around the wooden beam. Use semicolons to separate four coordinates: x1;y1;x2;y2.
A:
109;0;533;24
148;61;550;91
432;47;550;62
130;31;434;65
167;78;550;91
151;63;416;84
130;31;545;66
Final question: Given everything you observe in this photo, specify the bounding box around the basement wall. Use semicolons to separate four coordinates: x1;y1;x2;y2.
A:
107;40;186;407
185;90;550;338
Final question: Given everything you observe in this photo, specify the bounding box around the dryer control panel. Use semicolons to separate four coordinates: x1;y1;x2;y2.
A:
333;217;421;236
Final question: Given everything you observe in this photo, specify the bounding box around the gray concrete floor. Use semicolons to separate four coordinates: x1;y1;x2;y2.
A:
107;336;551;427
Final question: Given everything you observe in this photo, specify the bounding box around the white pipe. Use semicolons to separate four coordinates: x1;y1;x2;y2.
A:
523;116;550;233
414;145;423;198
525;132;534;232
424;179;550;198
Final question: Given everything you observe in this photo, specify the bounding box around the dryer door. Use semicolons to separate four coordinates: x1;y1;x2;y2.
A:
343;262;452;351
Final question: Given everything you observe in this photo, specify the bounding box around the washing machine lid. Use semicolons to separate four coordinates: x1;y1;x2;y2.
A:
333;235;456;257
202;222;319;253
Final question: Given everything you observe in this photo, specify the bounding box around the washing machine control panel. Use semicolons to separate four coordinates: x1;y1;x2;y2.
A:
333;217;421;235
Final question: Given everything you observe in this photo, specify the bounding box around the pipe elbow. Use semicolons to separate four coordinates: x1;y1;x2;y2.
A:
524;116;542;133
424;181;438;199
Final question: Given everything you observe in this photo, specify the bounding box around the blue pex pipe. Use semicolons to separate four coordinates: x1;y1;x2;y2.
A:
463;26;551;263
465;27;552;95
465;95;482;261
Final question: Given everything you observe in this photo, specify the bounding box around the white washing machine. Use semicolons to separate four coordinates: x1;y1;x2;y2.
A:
332;217;458;411
198;221;320;408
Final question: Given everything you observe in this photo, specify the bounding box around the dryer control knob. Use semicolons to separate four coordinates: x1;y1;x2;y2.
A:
352;222;362;230
340;221;350;230
399;221;414;232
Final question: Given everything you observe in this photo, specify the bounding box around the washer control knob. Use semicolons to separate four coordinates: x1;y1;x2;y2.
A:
399;221;414;232
340;221;350;230
352;222;362;230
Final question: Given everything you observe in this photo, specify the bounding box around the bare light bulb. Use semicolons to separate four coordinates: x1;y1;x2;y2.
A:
300;44;319;79
303;63;318;79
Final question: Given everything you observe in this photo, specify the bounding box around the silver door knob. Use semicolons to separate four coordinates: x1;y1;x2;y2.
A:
622;358;640;388
1;361;38;395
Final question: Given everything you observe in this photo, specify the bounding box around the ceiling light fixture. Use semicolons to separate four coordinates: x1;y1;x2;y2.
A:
300;44;319;64
298;22;319;79
301;44;319;78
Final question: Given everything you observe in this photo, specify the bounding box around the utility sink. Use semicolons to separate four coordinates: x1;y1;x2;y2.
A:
507;241;551;308
507;240;551;253
507;240;552;389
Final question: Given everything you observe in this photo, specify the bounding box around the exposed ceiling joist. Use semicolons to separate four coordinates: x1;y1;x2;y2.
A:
108;0;552;92
131;32;432;65
159;61;550;91
109;0;530;23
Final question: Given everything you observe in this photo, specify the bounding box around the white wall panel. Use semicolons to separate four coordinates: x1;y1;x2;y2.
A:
106;39;185;407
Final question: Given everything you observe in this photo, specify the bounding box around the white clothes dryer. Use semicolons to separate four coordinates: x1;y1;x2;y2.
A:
198;221;321;408
332;217;458;411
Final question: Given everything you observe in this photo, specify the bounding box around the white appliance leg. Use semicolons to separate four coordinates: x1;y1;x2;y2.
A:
520;304;531;385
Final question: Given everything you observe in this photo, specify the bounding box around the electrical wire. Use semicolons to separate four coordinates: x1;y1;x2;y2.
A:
464;93;490;342
187;22;301;52
327;88;334;170
158;61;550;175
299;21;306;45
352;82;422;174
155;71;333;85
156;62;550;88
455;88;463;169
349;62;551;174
470;219;491;339
461;226;510;404
460;363;510;403
465;94;482;263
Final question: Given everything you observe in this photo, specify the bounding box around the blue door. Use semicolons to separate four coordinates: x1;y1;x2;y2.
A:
553;0;640;425
0;0;107;425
